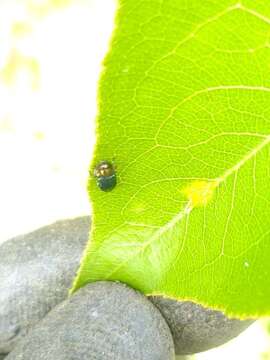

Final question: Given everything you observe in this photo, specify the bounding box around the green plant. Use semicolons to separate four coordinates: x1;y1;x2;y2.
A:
72;0;270;319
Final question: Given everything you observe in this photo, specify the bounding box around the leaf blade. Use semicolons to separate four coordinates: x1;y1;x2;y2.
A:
72;0;270;318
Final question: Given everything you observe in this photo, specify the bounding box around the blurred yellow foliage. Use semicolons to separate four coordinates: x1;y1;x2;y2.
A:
11;22;32;37
0;116;14;133
27;0;73;18
0;50;40;89
33;131;45;141
0;0;75;89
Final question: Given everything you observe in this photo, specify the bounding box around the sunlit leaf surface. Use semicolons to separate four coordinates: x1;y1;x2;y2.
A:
72;0;270;318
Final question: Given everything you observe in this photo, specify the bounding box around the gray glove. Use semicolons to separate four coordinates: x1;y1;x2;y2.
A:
0;217;90;355
5;281;175;360
0;217;253;358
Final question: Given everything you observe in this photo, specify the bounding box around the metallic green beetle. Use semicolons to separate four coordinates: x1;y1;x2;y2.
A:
94;161;117;192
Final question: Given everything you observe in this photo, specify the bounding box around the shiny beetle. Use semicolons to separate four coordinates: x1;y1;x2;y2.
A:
94;161;117;192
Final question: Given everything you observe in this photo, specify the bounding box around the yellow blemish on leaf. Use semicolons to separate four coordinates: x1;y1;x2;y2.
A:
182;180;217;207
130;201;147;215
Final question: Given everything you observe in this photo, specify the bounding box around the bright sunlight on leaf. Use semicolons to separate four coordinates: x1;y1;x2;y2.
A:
72;0;270;318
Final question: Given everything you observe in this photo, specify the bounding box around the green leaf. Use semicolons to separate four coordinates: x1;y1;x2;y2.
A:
72;0;270;318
